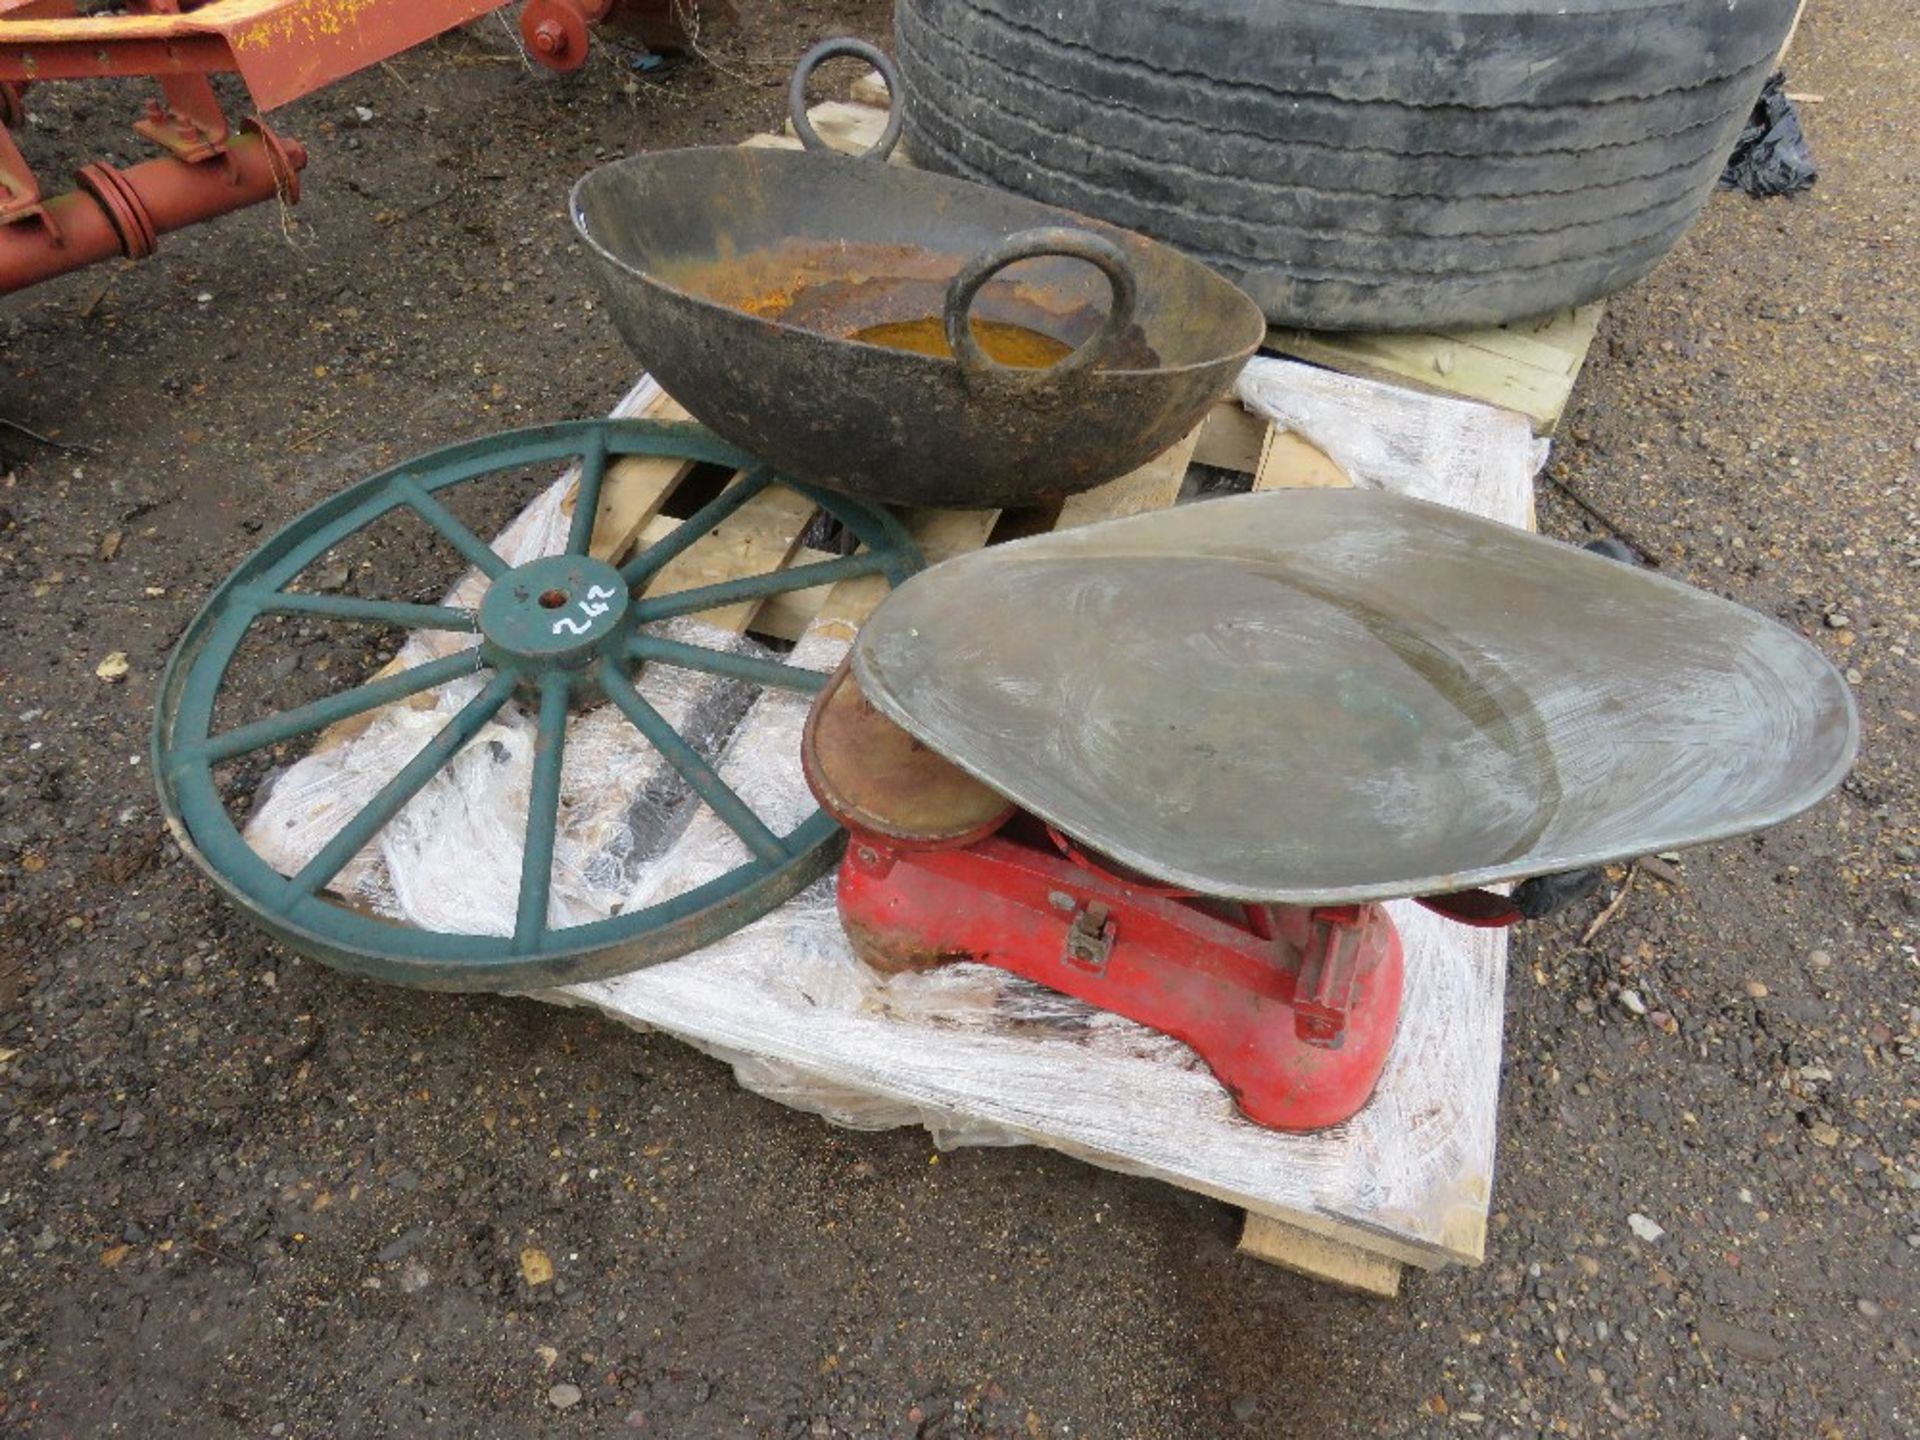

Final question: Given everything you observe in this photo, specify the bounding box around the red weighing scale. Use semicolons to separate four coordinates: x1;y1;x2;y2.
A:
802;491;1857;1132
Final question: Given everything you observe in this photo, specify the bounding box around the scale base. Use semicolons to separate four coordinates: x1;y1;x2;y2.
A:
835;828;1404;1132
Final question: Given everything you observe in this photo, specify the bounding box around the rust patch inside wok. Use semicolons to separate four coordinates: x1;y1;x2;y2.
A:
666;238;1158;369
850;316;1075;368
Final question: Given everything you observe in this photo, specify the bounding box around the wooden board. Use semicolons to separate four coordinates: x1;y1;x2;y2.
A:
1265;303;1604;436
1240;1214;1403;1298
1253;427;1351;490
780;99;910;164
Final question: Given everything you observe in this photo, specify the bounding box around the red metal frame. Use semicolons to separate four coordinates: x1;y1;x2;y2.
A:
0;0;690;294
834;822;1407;1133
0;2;507;110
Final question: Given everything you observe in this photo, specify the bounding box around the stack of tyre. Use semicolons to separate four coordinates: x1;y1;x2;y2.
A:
894;0;1799;329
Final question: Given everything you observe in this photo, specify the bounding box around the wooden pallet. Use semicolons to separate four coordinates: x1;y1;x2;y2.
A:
513;94;1543;1298
270;90;1539;1299
547;369;1513;1299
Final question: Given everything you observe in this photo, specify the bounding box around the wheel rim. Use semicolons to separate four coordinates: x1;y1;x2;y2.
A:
153;418;921;990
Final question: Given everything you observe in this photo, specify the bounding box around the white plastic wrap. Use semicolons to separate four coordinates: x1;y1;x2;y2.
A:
1234;355;1548;530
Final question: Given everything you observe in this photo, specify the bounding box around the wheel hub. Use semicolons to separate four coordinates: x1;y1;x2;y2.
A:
479;553;632;676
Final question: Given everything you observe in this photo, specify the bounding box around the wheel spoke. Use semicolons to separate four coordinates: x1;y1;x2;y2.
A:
247;589;477;633
283;670;517;904
514;673;572;950
391;474;508;580
628;552;888;626
596;656;789;865
196;649;485;766
618;465;779;586
564;429;611;557
627;633;826;695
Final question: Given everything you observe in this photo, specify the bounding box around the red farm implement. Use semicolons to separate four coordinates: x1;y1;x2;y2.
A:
0;1;685;293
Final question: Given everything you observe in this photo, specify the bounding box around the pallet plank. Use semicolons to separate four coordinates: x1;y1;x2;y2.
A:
810;506;1001;644
1056;420;1204;526
1239;1214;1403;1297
1265;302;1604;435
781;99;910;164
583;395;699;564
1192;399;1267;475
1252;428;1351;491
639;480;820;636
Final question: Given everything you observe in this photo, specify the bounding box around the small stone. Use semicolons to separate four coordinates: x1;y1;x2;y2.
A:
520;1247;555;1286
194;291;213;305
397;1258;431;1293
1798;1064;1834;1083
1628;1213;1665;1243
1809;1121;1841;1148
535;1344;559;1370
1808;948;1833;970
1856;1298;1884;1320
1744;980;1769;998
1697;1316;1786;1363
1618;989;1648;1016
1230;1396;1259;1422
1826;612;1851;629
95;652;130;682
548;1382;582;1410
353;105;376;124
1845;668;1863;685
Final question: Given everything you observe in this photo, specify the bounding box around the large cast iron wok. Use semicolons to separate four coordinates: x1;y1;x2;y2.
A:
571;40;1265;509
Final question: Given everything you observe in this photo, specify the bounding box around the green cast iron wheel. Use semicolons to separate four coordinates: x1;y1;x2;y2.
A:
153;418;922;991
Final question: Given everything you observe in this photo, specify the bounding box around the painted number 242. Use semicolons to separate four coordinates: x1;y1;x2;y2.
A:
551;584;620;636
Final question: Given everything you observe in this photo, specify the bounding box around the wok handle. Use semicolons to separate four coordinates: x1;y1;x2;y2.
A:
788;38;905;162
944;228;1139;386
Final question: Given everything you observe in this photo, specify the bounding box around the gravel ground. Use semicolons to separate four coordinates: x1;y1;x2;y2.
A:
0;2;1913;1437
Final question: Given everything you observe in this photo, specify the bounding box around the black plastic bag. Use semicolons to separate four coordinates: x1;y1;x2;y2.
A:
1720;72;1817;197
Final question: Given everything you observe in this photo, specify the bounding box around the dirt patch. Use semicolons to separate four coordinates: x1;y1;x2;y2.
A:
1;3;1914;1437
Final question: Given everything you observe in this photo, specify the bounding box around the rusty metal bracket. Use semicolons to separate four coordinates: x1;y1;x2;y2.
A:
0;0;521;293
